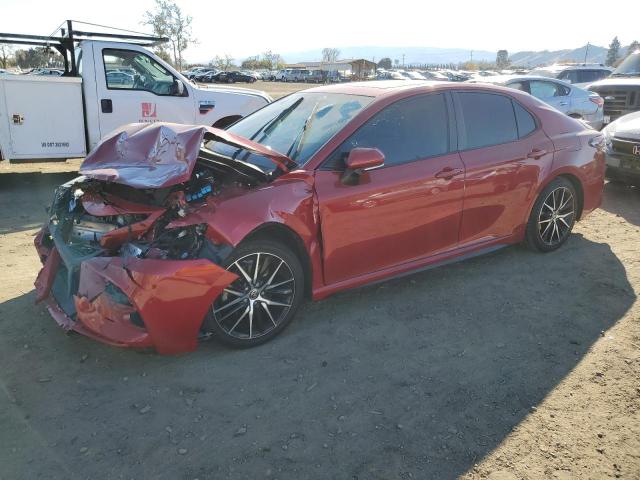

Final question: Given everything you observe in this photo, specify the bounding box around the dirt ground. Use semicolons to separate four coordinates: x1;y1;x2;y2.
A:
248;80;312;99
1;162;639;480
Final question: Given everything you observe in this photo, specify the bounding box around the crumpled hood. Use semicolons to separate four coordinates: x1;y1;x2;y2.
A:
80;122;295;189
605;111;640;140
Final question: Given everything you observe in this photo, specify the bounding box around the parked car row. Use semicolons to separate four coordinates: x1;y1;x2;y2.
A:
183;67;258;83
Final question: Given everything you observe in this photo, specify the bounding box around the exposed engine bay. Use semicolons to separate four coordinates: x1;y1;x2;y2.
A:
45;150;270;265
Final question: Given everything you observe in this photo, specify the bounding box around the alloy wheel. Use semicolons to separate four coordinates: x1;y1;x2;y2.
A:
537;186;575;246
212;252;295;340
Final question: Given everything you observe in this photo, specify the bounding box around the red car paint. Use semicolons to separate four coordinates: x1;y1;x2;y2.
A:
35;81;605;354
79;122;295;189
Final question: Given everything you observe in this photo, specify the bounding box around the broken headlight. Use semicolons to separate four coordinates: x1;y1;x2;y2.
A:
149;224;207;260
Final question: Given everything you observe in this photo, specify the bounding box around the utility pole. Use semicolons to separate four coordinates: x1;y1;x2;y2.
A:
584;42;590;64
402;53;405;67
470;50;474;63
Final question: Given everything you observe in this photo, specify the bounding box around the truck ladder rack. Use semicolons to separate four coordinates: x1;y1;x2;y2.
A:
0;20;168;76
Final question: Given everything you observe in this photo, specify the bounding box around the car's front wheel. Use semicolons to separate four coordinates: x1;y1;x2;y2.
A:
525;177;577;252
206;239;304;347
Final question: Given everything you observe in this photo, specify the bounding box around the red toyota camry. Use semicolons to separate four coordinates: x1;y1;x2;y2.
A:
34;81;605;354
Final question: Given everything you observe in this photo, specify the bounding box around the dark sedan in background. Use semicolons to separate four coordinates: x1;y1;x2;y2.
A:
212;71;257;83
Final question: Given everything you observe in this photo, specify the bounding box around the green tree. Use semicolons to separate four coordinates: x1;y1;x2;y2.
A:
143;0;195;70
322;48;340;63
262;50;283;70
627;41;640;57
606;36;621;66
496;50;510;69
377;57;392;69
14;48;62;69
0;45;15;69
241;56;260;70
211;55;234;71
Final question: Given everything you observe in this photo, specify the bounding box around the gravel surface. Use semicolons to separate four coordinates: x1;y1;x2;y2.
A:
0;169;638;480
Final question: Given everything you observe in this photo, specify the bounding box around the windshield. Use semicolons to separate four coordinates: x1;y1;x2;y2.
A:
612;52;640;76
204;92;373;171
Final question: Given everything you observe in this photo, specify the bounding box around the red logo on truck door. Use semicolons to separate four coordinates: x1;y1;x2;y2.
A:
141;102;157;118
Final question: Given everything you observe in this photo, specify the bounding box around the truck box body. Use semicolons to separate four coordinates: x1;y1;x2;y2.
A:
0;75;86;159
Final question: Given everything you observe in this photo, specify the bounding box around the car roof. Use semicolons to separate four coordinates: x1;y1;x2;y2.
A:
532;64;611;72
304;80;517;98
472;74;572;85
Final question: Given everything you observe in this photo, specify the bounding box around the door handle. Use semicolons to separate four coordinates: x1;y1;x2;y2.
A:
435;166;464;180
526;148;547;160
101;99;113;113
559;101;568;106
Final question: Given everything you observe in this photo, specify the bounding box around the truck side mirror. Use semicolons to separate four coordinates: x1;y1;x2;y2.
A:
173;79;186;96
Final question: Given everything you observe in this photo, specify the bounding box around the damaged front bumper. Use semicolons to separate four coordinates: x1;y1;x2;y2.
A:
34;228;237;355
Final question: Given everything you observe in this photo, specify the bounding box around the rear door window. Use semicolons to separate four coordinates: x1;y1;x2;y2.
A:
529;80;567;99
457;92;518;149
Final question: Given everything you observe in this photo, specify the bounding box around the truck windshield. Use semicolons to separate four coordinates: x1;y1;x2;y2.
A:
612;53;640;76
204;92;373;171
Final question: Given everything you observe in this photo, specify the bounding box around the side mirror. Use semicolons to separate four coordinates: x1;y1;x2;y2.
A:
341;147;385;185
173;79;185;96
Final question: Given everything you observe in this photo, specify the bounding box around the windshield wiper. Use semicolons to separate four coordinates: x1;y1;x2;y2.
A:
287;101;320;160
251;97;304;143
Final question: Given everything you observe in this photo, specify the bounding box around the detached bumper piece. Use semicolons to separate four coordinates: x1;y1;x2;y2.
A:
35;230;237;354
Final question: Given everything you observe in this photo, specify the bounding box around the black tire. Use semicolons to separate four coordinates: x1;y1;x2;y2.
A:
205;239;304;348
524;177;577;252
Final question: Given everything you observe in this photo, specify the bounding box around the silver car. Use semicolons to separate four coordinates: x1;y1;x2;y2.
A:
602;111;640;185
475;75;605;130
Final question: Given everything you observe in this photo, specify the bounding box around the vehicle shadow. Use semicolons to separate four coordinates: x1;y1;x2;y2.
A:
600;181;640;227
0;171;77;234
0;233;634;479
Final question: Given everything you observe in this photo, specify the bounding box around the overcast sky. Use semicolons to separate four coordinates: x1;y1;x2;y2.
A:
2;0;638;62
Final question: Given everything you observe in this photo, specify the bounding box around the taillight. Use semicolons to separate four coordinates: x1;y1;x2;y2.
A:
589;96;604;107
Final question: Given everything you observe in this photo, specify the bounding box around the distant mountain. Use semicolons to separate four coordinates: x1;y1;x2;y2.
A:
254;43;634;68
509;44;611;67
280;46;496;66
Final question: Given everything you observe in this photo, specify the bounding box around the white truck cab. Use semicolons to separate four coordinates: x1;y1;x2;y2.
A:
0;23;271;162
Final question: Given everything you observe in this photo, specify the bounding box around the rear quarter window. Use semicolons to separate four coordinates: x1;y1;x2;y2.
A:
513;101;536;138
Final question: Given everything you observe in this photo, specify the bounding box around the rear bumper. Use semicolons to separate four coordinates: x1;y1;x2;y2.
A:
34;228;237;355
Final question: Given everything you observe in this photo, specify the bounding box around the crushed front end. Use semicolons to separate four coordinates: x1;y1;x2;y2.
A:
32;122;292;354
34;176;238;354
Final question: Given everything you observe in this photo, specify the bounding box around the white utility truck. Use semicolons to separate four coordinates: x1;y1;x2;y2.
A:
0;21;271;162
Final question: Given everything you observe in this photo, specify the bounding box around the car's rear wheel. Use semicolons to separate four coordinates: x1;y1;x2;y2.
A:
525;177;577;252
206;240;304;347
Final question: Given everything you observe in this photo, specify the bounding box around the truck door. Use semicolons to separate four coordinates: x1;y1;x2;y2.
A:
94;47;195;138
